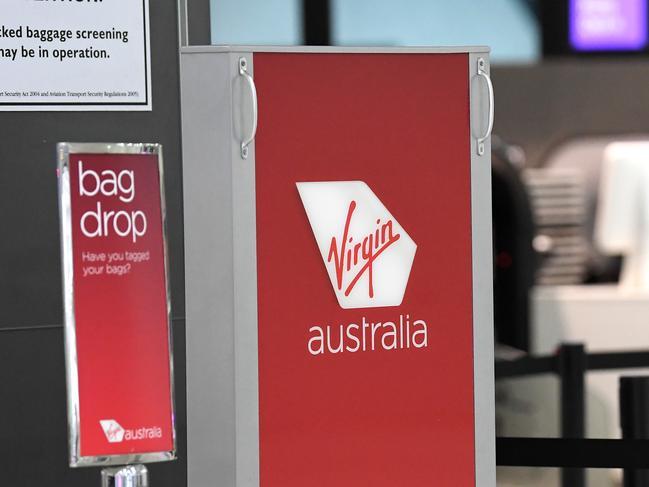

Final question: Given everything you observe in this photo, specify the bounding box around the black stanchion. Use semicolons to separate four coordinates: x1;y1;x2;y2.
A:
496;346;649;470
620;377;649;487
558;344;586;487
497;437;649;468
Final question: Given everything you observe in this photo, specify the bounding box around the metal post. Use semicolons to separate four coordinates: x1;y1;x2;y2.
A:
178;0;212;47
558;343;586;487
620;376;649;487
302;0;331;45
101;465;149;487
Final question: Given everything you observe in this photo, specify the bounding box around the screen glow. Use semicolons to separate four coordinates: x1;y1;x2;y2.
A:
570;0;648;51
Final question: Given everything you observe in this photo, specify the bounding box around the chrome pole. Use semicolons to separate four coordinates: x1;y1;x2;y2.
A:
101;465;148;487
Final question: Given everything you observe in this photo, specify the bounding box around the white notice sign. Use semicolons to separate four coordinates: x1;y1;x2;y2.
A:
0;0;151;111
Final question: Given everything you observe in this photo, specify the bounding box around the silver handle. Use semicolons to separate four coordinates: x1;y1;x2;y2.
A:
239;57;258;159
476;57;494;156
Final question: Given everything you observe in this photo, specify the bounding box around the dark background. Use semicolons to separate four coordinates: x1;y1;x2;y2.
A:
0;1;209;485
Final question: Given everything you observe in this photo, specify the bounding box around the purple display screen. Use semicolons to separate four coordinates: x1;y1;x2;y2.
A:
570;0;648;51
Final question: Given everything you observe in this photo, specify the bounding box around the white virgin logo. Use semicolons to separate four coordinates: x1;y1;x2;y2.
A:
297;181;417;309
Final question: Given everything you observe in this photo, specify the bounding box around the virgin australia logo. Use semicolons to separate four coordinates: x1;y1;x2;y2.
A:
297;181;417;309
99;419;163;443
99;419;125;443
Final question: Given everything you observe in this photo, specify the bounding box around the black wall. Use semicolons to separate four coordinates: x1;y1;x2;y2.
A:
0;3;187;485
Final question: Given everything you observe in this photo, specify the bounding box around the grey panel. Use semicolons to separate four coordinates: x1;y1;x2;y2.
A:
181;52;237;487
230;53;260;487
183;48;496;487
182;45;490;54
470;52;497;487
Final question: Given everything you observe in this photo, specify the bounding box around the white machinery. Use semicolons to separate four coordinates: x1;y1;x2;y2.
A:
596;141;649;291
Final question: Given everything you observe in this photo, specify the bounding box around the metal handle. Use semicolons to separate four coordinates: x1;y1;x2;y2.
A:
239;57;258;159
476;57;494;156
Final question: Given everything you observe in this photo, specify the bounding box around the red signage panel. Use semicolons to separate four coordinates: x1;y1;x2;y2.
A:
254;53;475;486
58;143;175;467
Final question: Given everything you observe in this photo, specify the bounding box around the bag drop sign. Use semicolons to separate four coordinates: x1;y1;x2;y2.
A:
77;161;148;244
0;0;151;111
58;144;175;466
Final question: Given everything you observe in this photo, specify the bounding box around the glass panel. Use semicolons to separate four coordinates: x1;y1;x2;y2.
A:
332;0;540;64
211;0;302;45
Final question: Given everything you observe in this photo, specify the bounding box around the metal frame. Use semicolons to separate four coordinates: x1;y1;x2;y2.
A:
182;45;490;54
469;52;497;487
230;52;261;487
182;52;240;487
57;142;177;468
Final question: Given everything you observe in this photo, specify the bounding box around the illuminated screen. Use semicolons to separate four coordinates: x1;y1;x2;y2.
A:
570;0;648;51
